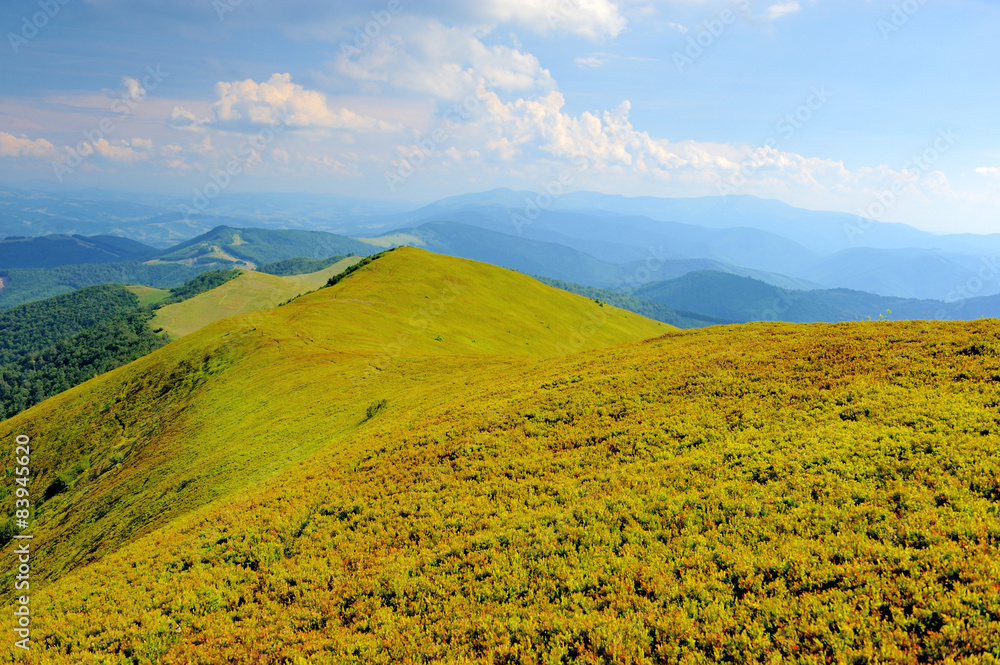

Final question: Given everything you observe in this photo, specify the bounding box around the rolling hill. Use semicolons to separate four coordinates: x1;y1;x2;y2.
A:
152;257;362;338
0;262;206;311
0;247;998;661
0;247;666;588
1;248;1000;661
154;226;377;269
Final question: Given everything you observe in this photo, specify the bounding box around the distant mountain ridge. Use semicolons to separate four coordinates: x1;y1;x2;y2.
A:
3;184;1000;311
153;226;377;268
633;271;961;323
367;188;1000;300
0;234;155;269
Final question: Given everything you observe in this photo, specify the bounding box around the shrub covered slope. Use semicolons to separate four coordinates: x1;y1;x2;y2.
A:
1;248;998;663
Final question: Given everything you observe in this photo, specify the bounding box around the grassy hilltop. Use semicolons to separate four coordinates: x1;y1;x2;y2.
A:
1;247;999;663
151;256;362;338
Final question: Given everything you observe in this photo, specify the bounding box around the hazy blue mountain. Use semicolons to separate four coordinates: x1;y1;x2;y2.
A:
533;275;736;329
374;189;999;300
383;221;623;287
5;185;1000;305
633;271;983;324
0;187;412;246
0;234;156;269
366;203;819;276
796;248;992;300
381;221;818;290
547;190;1000;256
952;292;1000;320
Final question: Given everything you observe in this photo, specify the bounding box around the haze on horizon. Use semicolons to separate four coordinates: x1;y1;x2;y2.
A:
0;0;998;234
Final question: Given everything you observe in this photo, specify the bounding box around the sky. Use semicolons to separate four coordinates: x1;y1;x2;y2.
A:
0;0;998;233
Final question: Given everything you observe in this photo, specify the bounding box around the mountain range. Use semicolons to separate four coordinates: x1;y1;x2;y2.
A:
2;186;1000;323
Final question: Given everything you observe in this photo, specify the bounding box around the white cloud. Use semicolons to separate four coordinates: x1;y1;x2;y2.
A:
975;166;1000;177
575;55;609;68
0;132;56;158
471;0;628;38
334;19;555;100
766;1;801;20
210;73;400;131
167;106;210;132
90;138;148;162
121;76;145;101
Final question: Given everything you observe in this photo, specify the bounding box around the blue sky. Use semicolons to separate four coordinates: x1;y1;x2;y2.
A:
1;0;998;233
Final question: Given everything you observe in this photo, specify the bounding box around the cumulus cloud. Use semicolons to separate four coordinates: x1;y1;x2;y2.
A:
0;132;56;158
212;74;401;131
168;74;401;134
387;83;941;214
167;106;209;132
975;166;1000;177
90;138;148;162
335;19;555;100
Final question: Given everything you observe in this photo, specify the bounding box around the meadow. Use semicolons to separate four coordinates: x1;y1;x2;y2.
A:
0;248;998;663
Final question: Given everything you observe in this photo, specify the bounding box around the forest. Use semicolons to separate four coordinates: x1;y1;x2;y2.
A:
0;270;242;421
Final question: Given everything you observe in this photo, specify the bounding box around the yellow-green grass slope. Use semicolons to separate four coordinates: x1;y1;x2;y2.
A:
123;285;170;308
4;248;1000;663
151;256;362;338
0;247;666;595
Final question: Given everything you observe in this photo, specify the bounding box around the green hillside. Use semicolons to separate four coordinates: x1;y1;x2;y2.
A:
124;284;171;307
0;248;663;600
257;255;349;276
2;248;999;663
154;226;377;268
0;285;168;421
0;261;205;310
152;257;361;338
0;285;143;365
